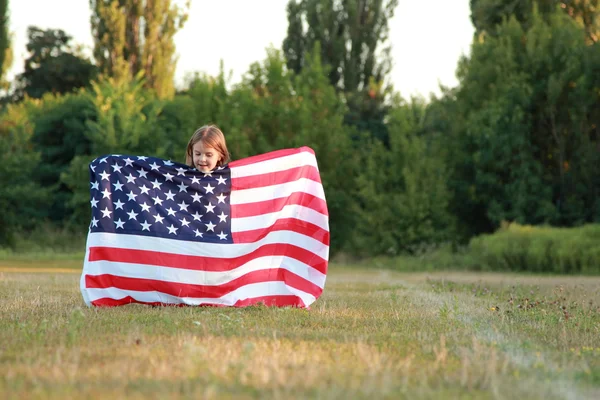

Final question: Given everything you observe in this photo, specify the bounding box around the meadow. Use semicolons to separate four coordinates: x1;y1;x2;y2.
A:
1;259;599;399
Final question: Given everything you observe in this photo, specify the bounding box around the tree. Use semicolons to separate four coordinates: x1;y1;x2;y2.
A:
89;0;189;99
470;0;600;43
0;0;12;91
282;0;398;143
443;9;600;237
0;99;51;245
351;97;455;255
15;27;98;100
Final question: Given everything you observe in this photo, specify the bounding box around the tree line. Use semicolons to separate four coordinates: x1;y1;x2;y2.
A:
0;0;599;257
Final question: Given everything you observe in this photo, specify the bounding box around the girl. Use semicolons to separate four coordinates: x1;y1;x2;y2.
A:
185;125;231;172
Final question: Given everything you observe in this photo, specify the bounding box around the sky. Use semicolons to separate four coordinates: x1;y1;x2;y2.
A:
6;0;475;99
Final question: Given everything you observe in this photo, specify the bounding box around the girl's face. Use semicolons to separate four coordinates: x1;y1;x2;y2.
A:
192;141;222;173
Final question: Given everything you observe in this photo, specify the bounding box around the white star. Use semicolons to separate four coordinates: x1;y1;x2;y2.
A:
127;209;138;220
179;217;190;227
101;188;111;199
114;218;125;229
177;201;189;211
101;207;112;219
216;193;227;203
124;157;134;166
90;198;99;208
205;221;216;232
99;171;110;181
216;165;225;170
140;202;151;212
152;196;163;206
175;167;187;176
165;190;176;201
111;164;122;173
204;172;213;178
113;199;125;210
166;207;177;216
193;229;203;238
216;176;227;185
139;185;150;195
126;190;138;202
204;183;215;194
177;182;188;192
190;176;200;185
137;168;148;178
163;160;174;166
191;192;202;203
99;157;108;163
154;214;165;224
90;217;99;228
149;162;160;171
125;174;136;183
137;156;148;161
167;224;178;235
151;179;162;189
140;220;152;231
90;164;96;172
91;181;99;190
192;211;203;221
218;212;228;223
163;172;174;181
204;202;215;213
112;181;124;191
217;231;228;240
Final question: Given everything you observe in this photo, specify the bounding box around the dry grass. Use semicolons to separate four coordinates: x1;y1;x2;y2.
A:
1;264;599;399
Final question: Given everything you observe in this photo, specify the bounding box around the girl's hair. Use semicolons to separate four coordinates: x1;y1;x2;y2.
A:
185;125;231;168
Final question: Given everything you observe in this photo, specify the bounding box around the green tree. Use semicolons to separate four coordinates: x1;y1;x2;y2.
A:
0;99;51;245
61;75;164;225
282;0;398;143
30;93;97;222
444;9;600;236
0;0;10;87
351;97;455;255
90;0;189;98
15;27;98;100
470;0;600;43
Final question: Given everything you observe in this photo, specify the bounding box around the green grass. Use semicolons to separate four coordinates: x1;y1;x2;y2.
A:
1;263;600;399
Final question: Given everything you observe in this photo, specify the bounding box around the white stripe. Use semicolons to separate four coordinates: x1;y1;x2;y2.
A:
231;204;329;233
231;151;318;178
85;230;329;260
231;178;325;205
83;281;317;307
83;256;327;289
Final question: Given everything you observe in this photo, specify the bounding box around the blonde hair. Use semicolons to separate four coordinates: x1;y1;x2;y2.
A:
185;125;231;168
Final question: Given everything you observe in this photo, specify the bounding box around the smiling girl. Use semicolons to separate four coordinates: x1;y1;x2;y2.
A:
185;125;231;172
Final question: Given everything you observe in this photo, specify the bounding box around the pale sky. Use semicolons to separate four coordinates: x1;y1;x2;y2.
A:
7;0;474;99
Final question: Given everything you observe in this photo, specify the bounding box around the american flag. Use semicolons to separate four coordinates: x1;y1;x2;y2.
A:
80;147;329;308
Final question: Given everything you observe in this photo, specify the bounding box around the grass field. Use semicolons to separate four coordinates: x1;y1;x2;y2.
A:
1;260;599;399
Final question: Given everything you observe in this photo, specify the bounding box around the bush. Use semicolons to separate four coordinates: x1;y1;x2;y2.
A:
469;222;600;274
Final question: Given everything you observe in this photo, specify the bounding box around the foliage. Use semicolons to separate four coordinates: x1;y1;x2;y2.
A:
469;222;600;273
351;97;454;256
90;0;189;98
0;99;51;245
440;8;600;237
15;27;98;100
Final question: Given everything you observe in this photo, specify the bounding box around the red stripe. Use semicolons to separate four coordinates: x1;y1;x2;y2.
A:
89;243;327;274
233;218;330;246
86;268;323;298
232;192;328;218
90;295;306;308
229;147;315;168
232;165;322;190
